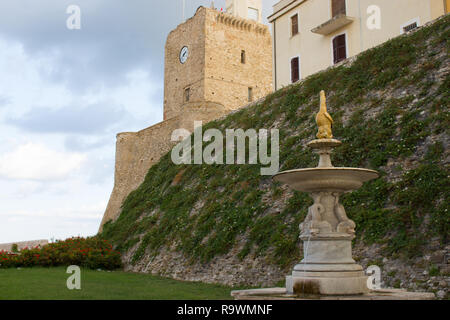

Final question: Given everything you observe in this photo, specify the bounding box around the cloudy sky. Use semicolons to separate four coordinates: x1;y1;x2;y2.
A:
0;0;278;243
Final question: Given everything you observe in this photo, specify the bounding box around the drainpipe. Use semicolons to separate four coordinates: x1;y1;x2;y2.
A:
358;0;364;52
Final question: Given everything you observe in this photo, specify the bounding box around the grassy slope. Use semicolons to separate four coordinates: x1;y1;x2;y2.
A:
101;16;449;274
0;267;234;300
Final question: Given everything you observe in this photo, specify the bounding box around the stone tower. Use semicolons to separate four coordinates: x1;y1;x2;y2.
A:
163;4;271;120
99;5;272;231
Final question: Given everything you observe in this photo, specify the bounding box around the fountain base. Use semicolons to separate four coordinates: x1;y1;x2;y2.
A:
286;274;368;295
286;237;368;295
231;287;436;300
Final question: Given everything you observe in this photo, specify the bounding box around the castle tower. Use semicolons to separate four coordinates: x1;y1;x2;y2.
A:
100;6;272;231
163;5;271;121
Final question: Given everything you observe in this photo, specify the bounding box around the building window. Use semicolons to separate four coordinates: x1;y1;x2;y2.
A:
291;57;300;83
248;87;253;102
248;7;259;21
291;14;299;36
332;0;346;17
400;18;420;34
184;87;190;102
402;22;418;33
241;50;246;64
332;34;347;64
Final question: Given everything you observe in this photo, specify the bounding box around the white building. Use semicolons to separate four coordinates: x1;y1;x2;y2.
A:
269;0;449;90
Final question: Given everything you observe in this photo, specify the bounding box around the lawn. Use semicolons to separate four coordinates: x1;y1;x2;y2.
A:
0;267;236;300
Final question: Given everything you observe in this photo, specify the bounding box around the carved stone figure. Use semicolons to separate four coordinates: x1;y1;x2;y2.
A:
300;193;332;236
333;193;356;235
315;90;333;139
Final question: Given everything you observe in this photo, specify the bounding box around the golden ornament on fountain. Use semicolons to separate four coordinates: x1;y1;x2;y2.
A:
315;90;333;139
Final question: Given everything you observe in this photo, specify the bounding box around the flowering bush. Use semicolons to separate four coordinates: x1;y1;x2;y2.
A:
0;237;122;270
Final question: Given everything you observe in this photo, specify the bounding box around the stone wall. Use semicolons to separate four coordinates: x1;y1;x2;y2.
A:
100;117;181;229
100;101;231;230
0;240;48;252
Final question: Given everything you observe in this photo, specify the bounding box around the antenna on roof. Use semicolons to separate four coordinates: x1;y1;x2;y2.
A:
182;0;186;22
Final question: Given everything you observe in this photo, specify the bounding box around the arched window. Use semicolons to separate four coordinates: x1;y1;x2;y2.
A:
184;87;190;102
248;87;253;102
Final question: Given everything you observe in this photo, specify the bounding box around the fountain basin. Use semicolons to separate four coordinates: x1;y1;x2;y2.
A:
273;167;379;193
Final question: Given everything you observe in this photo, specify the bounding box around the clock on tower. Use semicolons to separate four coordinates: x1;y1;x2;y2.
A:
179;46;189;64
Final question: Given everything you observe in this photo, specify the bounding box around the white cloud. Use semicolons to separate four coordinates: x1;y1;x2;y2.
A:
4;201;106;220
0;142;86;180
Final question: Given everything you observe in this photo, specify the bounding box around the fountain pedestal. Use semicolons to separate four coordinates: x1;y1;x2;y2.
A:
287;235;368;295
274;138;378;295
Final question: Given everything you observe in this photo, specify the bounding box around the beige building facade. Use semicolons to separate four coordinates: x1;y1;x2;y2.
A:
225;0;264;23
269;0;449;90
100;5;272;230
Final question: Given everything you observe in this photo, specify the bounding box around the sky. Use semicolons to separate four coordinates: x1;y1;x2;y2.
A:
0;0;278;243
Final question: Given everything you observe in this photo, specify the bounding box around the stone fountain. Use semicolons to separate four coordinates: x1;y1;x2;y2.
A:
273;90;378;295
231;91;435;300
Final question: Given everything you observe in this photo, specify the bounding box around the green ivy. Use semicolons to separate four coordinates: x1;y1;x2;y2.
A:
101;15;450;269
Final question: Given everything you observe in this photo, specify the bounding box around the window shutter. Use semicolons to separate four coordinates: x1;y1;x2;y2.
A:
291;57;300;83
332;0;346;17
333;34;347;64
291;14;299;36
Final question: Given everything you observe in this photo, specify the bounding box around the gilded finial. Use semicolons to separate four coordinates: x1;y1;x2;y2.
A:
315;90;333;139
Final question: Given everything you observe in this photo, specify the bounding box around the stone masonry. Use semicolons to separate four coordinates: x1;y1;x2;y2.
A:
99;7;273;230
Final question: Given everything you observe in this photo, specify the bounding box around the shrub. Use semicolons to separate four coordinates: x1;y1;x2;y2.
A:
11;244;19;253
0;237;122;270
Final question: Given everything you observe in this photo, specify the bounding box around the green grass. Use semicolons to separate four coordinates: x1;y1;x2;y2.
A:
0;267;236;300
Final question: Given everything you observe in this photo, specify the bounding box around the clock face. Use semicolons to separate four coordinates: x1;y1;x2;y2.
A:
180;46;189;64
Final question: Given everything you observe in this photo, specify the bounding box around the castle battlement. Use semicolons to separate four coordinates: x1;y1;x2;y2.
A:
215;12;268;34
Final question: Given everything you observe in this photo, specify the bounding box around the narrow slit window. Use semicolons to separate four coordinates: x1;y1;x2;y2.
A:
291;14;299;36
291;57;300;83
248;87;253;102
184;87;190;102
241;50;246;64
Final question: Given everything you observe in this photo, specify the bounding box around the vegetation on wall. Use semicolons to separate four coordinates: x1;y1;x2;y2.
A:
101;16;449;272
